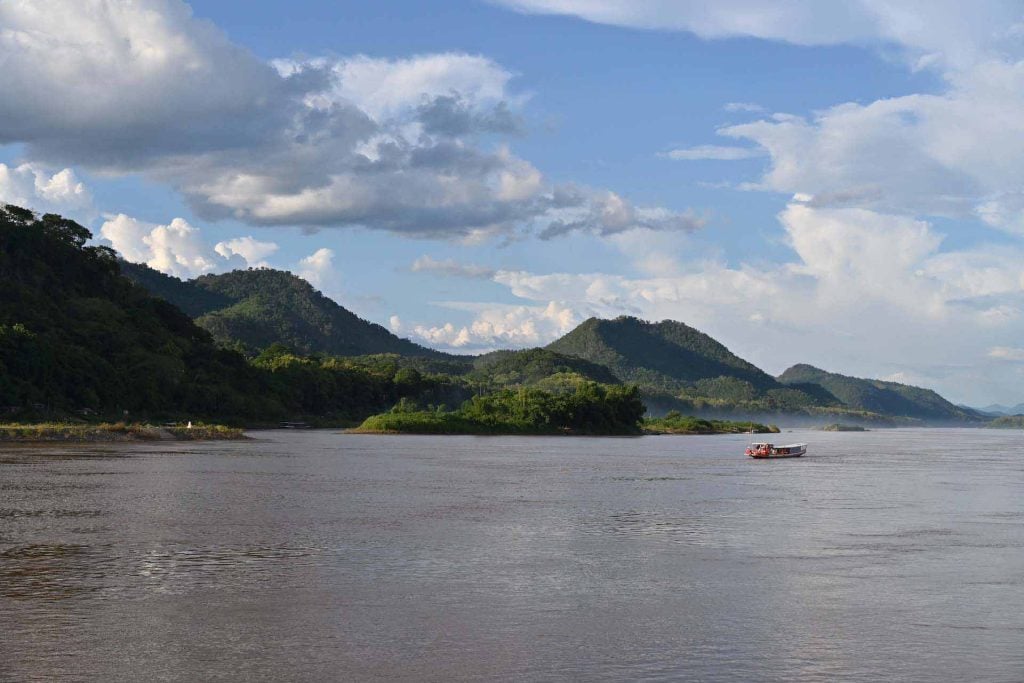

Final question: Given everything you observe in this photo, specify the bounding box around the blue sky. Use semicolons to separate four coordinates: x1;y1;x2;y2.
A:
2;1;1024;405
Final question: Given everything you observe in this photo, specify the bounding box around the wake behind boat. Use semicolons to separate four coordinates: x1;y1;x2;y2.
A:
745;442;806;459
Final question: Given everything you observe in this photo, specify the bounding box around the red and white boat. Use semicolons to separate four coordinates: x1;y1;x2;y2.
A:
745;442;806;459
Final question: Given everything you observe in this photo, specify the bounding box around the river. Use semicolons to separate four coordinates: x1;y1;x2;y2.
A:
1;429;1022;681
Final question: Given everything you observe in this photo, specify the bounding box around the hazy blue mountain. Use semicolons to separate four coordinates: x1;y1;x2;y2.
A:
779;364;982;422
978;403;1024;416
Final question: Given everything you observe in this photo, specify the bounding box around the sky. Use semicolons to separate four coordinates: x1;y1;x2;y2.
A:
2;0;1024;406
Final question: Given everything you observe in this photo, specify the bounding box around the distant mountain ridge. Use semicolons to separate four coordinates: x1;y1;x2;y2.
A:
121;263;447;358
778;364;982;422
978;403;1024;416
123;265;985;424
543;316;845;415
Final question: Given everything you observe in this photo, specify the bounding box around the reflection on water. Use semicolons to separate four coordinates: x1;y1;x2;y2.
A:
1;429;1023;681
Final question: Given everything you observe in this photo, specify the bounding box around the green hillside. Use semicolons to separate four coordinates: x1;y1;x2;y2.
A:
778;364;982;422
470;348;619;386
118;261;233;317
986;415;1024;429
546;316;779;391
0;208;641;432
0;206;276;418
122;263;447;358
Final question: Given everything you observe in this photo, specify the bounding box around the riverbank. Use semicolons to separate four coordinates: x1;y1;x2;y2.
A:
0;422;247;443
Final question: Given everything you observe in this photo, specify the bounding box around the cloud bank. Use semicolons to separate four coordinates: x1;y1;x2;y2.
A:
492;1;1023;69
0;0;696;240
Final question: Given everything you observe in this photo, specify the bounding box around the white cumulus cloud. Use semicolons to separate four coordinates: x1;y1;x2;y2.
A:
296;248;336;288
214;236;279;267
99;213;280;278
412;301;579;352
100;214;234;278
0;163;93;218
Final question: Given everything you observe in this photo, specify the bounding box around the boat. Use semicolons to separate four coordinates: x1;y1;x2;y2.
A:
745;442;806;459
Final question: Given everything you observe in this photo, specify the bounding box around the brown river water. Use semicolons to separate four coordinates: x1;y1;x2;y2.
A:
1;429;1023;681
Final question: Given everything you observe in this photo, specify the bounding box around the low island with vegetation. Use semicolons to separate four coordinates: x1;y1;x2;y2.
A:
352;382;646;435
643;411;779;435
822;423;868;432
985;415;1024;429
0;422;246;443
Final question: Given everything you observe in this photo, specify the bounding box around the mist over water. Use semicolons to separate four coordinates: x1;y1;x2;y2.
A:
2;429;1023;681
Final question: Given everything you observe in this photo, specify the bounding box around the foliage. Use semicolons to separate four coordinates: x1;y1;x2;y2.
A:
985;415;1024;429
822;423;867;431
353;411;501;435
546;316;780;390
123;262;447;359
544;316;832;413
778;364;983;422
644;411;779;434
0;205;279;420
355;381;646;435
469;348;619;387
118;262;233;317
251;345;472;423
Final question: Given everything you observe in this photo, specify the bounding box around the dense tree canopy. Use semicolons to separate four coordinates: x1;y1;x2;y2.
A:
778;364;980;422
122;262;447;358
0;205;275;419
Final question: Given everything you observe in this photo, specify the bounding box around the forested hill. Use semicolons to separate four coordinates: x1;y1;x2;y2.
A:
2;203;984;427
547;316;781;392
0;205;275;417
470;348;620;386
118;260;234;317
121;263;447;358
778;364;983;422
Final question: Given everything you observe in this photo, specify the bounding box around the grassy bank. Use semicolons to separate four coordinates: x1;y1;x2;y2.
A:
643;413;779;435
822;423;868;432
0;422;246;442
